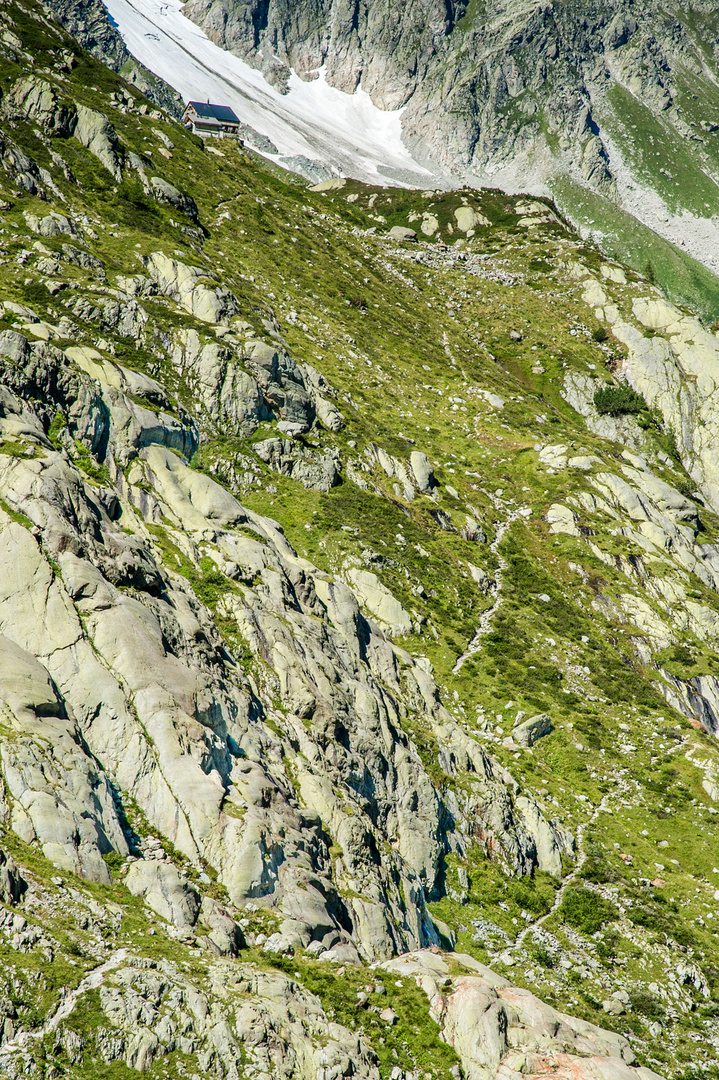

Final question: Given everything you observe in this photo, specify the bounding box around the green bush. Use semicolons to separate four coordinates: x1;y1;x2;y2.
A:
530;941;555;968
629;989;665;1019
507;878;553;915
559;886;618;934
72;440;110;485
593;384;646;416
626;903;696;947
48;411;66;450
23;281;53;308
102;850;125;875
580;844;615;884
596;930;619;962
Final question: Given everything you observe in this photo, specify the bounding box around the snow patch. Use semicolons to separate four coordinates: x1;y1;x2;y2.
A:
102;0;431;185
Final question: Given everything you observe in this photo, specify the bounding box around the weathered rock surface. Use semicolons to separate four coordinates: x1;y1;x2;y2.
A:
382;951;664;1080
254;437;340;491
0;849;26;905
0;322;567;967
125;861;201;928
74;104;123;180
512;712;553;748
180;0;719;284
410;450;435;492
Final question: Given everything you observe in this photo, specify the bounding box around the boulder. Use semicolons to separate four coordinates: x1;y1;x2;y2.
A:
74;105;122;180
388;226;417;242
0;526;134;885
143;252;239;325
454;206;489;232
344;568;413;637
410;451;435;492
149;176;199;223
198;896;244;955
254;438;340;492
24;211;77;238
0;849;27;905
513;712;553;747
310;177;346;191
124;860;200;927
314;395;345;431
10;76;76;137
546;503;580;536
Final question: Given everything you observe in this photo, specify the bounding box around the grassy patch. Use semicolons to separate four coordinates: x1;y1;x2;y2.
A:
558;886;619;935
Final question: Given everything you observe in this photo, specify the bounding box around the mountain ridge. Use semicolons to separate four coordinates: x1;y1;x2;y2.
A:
161;0;719;304
0;1;719;1078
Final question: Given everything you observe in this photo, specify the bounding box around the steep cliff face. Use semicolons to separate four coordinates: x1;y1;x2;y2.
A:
182;0;463;103
2;1;719;1078
42;0;184;115
180;0;719;301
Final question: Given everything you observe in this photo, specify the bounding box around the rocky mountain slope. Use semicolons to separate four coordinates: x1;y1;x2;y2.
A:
1;2;719;1078
171;0;719;319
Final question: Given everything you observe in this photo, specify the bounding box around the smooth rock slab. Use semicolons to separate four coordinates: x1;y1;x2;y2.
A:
125;860;200;928
388;226;417;242
513;713;553;748
410;450;435;492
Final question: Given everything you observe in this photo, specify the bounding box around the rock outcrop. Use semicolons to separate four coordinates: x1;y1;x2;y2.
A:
382;951;664;1080
178;0;719;290
2;6;719;1076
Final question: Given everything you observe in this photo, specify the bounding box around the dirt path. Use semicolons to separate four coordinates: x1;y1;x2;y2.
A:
453;496;529;674
511;780;630;952
0;948;128;1057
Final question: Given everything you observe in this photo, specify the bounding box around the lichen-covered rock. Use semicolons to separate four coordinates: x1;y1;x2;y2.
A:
124;861;201;927
149;176;199;224
0;849;26;905
254;437;340;492
142;252;239;325
74;105;123;180
9;76;77;137
382;951;662;1080
512;712;552;748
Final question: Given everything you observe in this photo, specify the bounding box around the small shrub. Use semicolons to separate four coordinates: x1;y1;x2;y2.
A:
596;930;619;962
23;281;52;308
669;644;695;666
48;411;66;449
629;989;665;1019
592;326;609;342
593;384;646;417
102;851;125;875
530;941;555;968
507;878;552;916
559;886;618;935
116;177;152;210
72;440;110;485
580;844;615;884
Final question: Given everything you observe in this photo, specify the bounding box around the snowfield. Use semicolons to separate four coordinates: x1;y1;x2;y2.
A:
102;0;432;185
